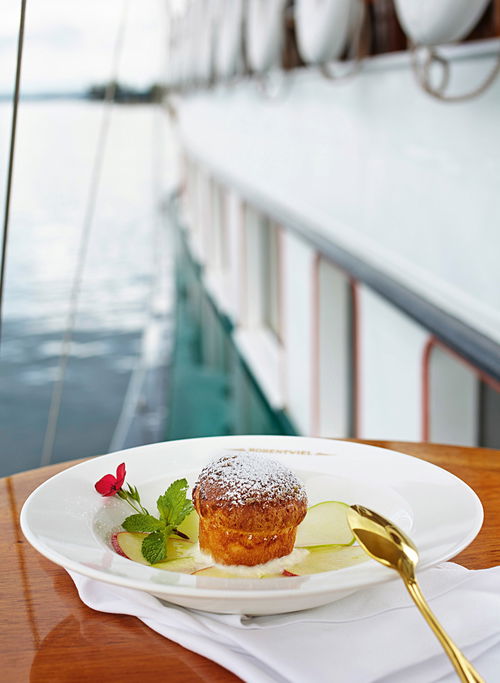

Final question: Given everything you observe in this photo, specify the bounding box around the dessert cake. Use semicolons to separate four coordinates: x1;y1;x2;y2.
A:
192;452;308;566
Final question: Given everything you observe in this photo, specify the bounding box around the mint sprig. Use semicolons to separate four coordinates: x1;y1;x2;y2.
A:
122;478;194;564
122;514;163;533
157;479;193;528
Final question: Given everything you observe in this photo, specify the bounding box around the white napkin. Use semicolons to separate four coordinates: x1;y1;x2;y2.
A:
69;563;500;683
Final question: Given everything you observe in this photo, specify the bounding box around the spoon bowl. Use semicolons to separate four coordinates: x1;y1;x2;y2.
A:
347;504;419;574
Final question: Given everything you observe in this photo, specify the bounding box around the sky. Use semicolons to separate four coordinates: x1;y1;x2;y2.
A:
0;0;167;94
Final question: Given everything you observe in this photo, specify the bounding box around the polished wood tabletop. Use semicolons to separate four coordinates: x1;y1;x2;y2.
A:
2;441;499;683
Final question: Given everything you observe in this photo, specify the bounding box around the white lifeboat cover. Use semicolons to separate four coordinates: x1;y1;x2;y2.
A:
214;0;245;80
171;4;197;88
165;13;179;88
295;0;360;64
192;0;216;84
394;0;490;47
245;0;287;74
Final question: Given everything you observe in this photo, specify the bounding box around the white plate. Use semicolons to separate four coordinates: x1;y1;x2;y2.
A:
21;435;483;615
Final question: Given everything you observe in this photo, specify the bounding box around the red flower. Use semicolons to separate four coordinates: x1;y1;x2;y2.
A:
95;463;126;497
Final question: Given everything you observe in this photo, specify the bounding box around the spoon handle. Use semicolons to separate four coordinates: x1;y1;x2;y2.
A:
402;575;484;683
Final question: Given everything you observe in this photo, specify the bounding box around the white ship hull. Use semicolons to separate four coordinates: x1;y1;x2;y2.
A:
167;22;500;446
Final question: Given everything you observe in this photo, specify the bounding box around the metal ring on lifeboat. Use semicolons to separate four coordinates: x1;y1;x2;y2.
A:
394;0;498;102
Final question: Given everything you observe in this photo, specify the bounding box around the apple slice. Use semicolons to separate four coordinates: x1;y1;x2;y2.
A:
112;532;195;565
191;546;368;578
192;566;241;578
175;509;199;542
295;501;354;547
153;556;209;573
111;532;128;558
112;532;149;564
286;544;368;575
192;566;284;578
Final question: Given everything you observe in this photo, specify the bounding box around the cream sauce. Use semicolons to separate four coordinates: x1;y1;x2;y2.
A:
195;546;310;577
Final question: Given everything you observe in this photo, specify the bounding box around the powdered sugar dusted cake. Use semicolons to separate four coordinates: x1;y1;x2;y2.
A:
192;452;308;566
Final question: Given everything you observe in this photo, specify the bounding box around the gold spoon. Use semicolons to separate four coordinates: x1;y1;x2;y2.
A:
347;504;484;683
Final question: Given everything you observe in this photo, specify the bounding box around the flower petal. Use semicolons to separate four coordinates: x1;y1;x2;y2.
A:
115;462;126;489
95;473;117;496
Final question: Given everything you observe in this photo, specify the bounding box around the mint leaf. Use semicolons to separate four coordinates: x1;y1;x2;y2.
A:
142;531;166;564
122;513;163;533
156;478;193;527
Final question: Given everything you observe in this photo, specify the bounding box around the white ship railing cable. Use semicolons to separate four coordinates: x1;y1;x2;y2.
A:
0;0;27;350
40;0;130;468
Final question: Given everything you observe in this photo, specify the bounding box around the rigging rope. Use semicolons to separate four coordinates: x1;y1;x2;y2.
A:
0;0;27;350
40;0;129;467
108;108;168;453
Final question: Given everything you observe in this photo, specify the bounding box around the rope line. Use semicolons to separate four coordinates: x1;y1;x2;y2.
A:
0;0;27;350
40;0;129;467
410;44;500;102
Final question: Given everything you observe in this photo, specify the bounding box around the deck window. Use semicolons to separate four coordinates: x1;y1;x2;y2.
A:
428;345;479;447
314;257;353;438
210;182;228;272
479;380;500;449
261;219;281;341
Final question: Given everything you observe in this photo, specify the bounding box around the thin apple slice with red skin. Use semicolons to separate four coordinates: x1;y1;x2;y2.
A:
111;532;128;558
164;537;195;559
191;552;366;579
192;566;242;578
113;531;195;566
113;532;150;564
295;501;355;548
192;566;285;578
153;556;209;573
285;544;368;575
175;509;199;543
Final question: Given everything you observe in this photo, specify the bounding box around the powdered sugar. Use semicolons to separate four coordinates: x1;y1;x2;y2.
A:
195;452;307;506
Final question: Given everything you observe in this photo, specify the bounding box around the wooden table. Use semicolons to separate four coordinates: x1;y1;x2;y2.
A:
2;441;499;683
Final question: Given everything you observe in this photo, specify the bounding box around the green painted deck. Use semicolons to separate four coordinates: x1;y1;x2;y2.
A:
166;225;296;441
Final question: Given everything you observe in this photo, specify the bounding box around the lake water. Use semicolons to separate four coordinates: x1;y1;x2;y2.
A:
0;100;178;476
